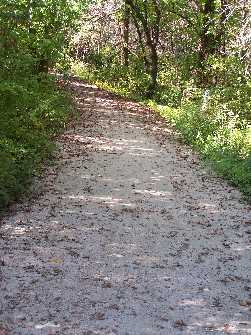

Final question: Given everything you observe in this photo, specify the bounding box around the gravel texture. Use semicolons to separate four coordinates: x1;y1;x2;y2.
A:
0;78;251;335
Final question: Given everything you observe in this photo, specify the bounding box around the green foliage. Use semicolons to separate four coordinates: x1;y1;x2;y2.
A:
156;102;251;198
0;0;85;70
205;56;251;120
72;50;150;99
0;0;86;212
0;74;72;212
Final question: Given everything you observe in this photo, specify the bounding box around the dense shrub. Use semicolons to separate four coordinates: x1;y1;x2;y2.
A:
0;73;72;212
0;0;81;212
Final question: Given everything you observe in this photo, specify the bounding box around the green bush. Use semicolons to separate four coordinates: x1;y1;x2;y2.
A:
158;103;251;198
0;73;72;212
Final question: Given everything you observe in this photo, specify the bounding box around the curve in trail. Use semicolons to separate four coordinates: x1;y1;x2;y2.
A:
0;77;250;335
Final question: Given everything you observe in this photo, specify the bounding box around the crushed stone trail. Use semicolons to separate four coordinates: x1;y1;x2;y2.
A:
0;78;250;335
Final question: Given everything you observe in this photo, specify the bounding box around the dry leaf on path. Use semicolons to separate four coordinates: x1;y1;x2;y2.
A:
49;257;63;265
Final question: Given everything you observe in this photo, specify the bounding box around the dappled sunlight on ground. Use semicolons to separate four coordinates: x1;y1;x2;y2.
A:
62;133;163;157
67;194;135;208
0;78;250;335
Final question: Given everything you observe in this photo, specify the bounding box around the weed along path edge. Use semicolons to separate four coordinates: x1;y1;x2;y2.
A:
0;77;250;335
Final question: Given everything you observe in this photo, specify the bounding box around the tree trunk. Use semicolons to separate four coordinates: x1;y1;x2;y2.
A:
123;0;130;67
200;0;216;61
146;41;158;97
127;0;160;97
199;0;217;85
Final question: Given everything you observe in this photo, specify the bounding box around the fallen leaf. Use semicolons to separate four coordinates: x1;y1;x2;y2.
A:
49;257;63;265
102;281;112;288
174;320;187;328
91;312;105;320
240;300;247;306
240;299;251;306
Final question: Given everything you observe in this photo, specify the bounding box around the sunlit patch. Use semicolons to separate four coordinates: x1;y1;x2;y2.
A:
180;299;206;306
151;175;166;181
134;189;172;197
81;174;93;180
71;81;97;89
13;227;28;235
107;243;137;253
232;244;251;252
71;81;86;87
35;322;60;330
82;211;96;216
95;97;112;103
122;151;160;157
109;253;124;258
2;224;13;231
125;123;147;130
83;97;94;102
61;134;162;156
190;320;251;334
199;202;217;209
130;147;155;152
126;112;139;116
67;195;134;207
107;243;120;247
101;177;140;184
151;126;173;134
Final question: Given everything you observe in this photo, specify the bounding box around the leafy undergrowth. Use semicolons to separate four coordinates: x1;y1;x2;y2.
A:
71;61;145;100
72;61;251;200
0;74;73;213
155;103;251;199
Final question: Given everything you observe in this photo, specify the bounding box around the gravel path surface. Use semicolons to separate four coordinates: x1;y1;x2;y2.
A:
0;78;251;335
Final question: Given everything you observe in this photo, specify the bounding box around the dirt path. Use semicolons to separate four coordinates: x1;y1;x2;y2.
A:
0;77;250;335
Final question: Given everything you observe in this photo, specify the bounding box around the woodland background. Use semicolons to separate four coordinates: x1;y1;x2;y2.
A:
0;0;250;211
